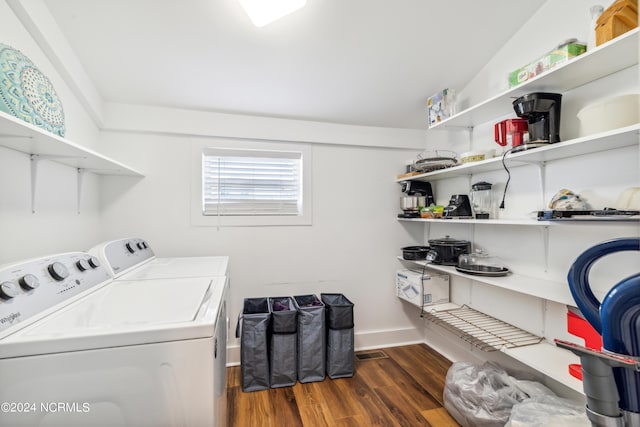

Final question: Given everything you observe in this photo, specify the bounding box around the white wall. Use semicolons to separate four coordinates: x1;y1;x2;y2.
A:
0;0;103;263
458;0;617;109
97;127;425;360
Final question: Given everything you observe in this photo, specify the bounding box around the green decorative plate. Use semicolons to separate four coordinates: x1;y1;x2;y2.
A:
0;43;65;137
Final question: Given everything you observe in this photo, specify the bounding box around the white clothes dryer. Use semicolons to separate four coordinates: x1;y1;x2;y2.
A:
88;237;230;425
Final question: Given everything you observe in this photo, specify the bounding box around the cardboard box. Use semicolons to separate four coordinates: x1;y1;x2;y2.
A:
396;269;449;307
508;41;586;88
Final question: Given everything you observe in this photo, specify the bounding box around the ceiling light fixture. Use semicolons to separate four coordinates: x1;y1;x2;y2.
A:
238;0;307;27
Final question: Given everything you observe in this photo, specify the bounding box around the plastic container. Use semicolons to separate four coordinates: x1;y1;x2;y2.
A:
460;150;494;164
576;94;639;136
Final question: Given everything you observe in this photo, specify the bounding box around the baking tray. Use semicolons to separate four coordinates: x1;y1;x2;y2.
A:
455;266;510;277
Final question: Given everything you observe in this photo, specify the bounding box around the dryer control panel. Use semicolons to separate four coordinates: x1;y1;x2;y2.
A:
90;237;155;278
0;252;111;336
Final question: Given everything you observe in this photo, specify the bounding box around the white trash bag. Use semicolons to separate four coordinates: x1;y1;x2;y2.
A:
443;362;555;427
506;395;590;427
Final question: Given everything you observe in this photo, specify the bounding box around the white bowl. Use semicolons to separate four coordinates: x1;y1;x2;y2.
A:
577;94;639;136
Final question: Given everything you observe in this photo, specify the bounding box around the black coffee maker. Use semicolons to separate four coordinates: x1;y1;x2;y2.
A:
512;92;562;151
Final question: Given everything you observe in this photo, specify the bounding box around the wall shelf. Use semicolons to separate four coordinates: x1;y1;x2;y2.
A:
396;124;640;183
398;257;580;306
423;303;583;393
503;342;583;393
429;28;639;131
0;110;143;213
399;218;549;226
0;111;143;176
398;216;640;225
422;304;544;350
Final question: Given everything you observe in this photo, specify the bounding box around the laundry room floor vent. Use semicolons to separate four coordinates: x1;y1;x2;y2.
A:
355;350;389;361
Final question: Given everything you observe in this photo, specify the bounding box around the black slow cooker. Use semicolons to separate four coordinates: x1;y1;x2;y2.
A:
427;236;471;265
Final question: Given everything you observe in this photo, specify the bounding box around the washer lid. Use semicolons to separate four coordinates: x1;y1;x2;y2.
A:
0;276;226;358
118;256;229;281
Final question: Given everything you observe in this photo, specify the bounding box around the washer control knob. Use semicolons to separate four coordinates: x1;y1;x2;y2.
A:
126;242;136;254
88;256;101;269
48;262;69;281
0;281;20;299
137;242;144;250
76;259;91;271
142;241;148;249
19;274;39;290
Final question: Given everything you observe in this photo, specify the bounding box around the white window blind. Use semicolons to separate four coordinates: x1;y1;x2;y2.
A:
203;149;302;216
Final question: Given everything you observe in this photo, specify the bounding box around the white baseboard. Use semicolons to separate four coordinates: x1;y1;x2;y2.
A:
226;326;423;366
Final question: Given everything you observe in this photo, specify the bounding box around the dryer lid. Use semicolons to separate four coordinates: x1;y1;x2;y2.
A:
119;256;229;281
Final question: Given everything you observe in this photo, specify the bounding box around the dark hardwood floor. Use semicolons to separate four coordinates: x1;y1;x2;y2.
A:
226;344;460;426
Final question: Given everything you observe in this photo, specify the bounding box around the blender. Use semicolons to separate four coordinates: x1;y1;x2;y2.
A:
470;181;494;219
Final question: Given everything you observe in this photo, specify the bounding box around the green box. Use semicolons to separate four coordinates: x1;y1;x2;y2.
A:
508;42;586;88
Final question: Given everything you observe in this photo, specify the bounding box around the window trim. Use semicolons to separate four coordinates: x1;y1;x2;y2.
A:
191;138;312;227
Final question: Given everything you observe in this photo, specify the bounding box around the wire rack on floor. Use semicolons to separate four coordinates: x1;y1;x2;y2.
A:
423;305;544;351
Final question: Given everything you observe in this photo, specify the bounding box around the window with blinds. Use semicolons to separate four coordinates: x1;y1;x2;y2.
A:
202;149;303;216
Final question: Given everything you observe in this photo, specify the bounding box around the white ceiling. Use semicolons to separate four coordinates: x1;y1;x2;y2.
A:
44;0;546;130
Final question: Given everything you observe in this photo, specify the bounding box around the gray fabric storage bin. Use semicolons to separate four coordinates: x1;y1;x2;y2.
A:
237;297;271;392
321;293;355;379
293;294;326;383
268;297;297;388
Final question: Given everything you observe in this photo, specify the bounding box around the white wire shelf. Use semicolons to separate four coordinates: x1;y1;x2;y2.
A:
422;304;543;352
422;302;584;393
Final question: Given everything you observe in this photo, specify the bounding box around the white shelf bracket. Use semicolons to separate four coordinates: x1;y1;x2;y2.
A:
536;161;547;210
30;154;41;214
77;168;85;214
539;225;550;273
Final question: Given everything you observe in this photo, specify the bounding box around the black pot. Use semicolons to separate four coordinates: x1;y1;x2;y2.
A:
427;236;471;265
401;246;430;260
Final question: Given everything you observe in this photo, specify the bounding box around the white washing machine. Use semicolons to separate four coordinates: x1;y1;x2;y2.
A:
89;238;229;280
0;251;227;427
